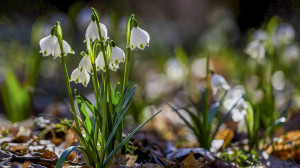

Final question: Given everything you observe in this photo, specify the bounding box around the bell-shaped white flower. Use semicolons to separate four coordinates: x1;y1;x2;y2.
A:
70;68;80;83
251;29;267;41
110;46;125;65
272;23;295;47
109;62;119;72
245;40;265;59
130;27;150;50
79;55;93;74
40;35;75;58
70;68;90;87
211;74;230;95
85;21;108;42
223;86;247;122
96;51;106;71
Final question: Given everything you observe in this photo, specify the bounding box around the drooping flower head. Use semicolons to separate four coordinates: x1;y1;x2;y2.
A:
96;51;106;71
79;54;93;74
110;46;125;65
272;23;295;47
245;40;265;60
211;74;230;95
70;68;90;87
223;86;247;122
130;18;150;50
85;21;108;42
85;8;108;42
39;25;74;58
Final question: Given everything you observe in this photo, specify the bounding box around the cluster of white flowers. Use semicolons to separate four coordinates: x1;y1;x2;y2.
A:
39;14;150;87
223;86;247;122
210;74;247;122
245;23;295;60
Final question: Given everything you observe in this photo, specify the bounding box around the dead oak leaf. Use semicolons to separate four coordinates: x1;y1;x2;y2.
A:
181;151;202;168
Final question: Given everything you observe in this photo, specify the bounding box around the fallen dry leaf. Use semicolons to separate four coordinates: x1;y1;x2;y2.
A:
181;151;202;168
266;130;300;161
215;128;234;149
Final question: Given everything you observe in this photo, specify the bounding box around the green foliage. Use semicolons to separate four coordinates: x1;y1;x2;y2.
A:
0;72;30;122
220;148;261;167
39;8;160;168
169;90;240;150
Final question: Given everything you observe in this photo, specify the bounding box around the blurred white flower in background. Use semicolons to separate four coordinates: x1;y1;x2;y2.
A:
165;58;187;82
282;43;300;62
251;29;267;41
223;86;247;122
130;27;150;50
272;23;295;47
245;40;265;60
191;58;214;78
211;74;230;95
271;71;286;91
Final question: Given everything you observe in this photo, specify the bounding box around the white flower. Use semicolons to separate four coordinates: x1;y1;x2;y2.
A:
96;51;106;71
231;109;247;122
223;86;247;122
283;43;300;62
251;29;267;41
109;62;119;72
39;35;74;58
79;55;93;73
70;68;90;87
245;40;265;59
110;46;125;65
130;27;150;50
211;74;230;95
272;23;295;47
85;21;108;42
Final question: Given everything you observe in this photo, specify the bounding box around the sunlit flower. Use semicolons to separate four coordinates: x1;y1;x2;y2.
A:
223;86;247;122
70;68;90;87
85;21;108;42
272;23;295;47
245;40;265;59
211;74;230;95
79;54;93;73
130;27;150;50
110;46;125;65
96;51;106;71
40;35;74;58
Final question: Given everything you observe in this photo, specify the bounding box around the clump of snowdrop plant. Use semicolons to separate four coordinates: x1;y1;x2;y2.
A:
245;17;293;131
39;8;160;168
168;52;241;150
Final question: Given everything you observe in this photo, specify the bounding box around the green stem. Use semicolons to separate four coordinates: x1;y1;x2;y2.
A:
123;15;134;91
58;44;81;133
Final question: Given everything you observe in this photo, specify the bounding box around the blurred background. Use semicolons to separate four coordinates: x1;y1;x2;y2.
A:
1;0;300;129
